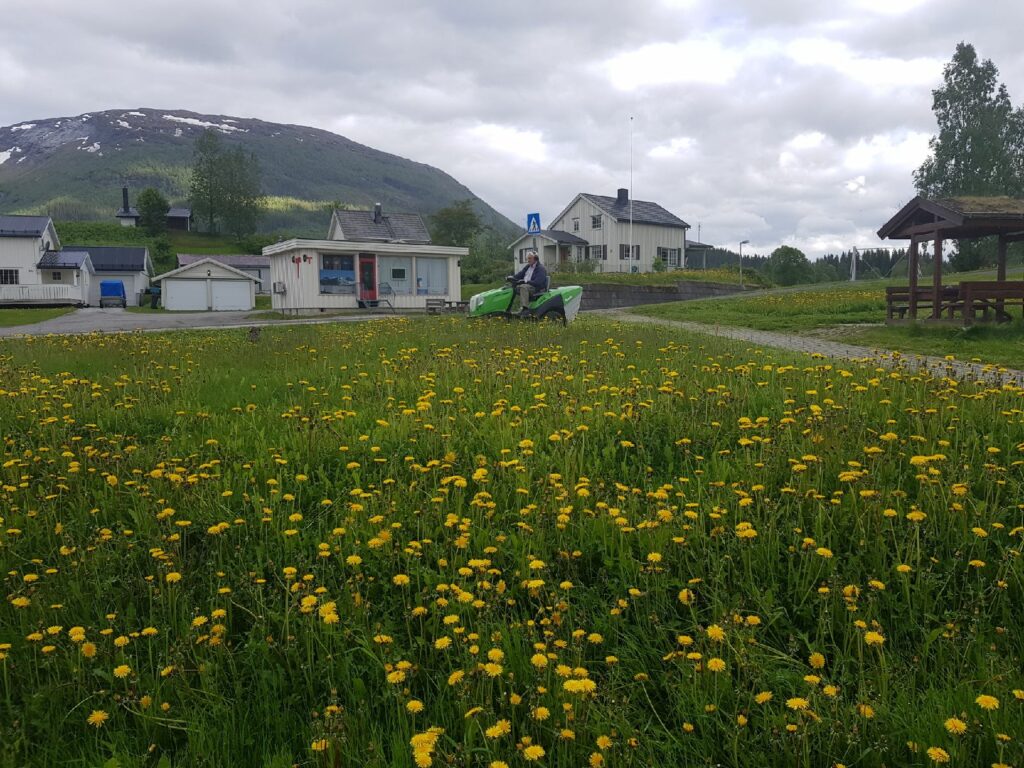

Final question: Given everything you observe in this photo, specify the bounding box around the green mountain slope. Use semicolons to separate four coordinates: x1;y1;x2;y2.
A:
0;109;517;237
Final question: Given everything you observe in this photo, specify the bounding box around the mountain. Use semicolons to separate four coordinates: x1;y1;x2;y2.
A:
0;109;517;238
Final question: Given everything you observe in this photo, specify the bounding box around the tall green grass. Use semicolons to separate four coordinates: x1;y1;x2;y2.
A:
0;319;1021;767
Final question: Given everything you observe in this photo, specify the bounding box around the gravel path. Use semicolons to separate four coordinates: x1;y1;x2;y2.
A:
613;312;1024;388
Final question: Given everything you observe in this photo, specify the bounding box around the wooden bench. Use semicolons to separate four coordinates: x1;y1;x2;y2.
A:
886;286;961;321
425;298;446;315
960;281;1024;324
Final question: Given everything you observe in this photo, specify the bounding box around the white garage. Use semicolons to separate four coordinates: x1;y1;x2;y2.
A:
153;258;258;311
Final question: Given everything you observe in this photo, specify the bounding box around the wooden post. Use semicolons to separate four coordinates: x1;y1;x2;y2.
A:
931;235;943;319
997;234;1007;282
996;234;1008;320
908;239;919;319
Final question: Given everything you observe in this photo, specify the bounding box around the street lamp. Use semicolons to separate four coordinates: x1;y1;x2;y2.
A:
739;240;750;289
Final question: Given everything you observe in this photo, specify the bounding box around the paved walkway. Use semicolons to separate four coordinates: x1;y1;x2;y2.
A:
613;312;1024;388
0;307;380;338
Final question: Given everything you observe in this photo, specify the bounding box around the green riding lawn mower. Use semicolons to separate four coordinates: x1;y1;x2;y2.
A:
467;277;583;324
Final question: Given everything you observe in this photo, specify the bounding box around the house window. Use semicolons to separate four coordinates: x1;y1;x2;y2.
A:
591;215;602;229
379;256;412;294
416;257;449;295
52;271;62;281
518;248;529;264
575;246;585;261
572;218;580;232
587;245;607;261
0;269;18;285
319;254;355;294
619;244;639;260
658;247;682;267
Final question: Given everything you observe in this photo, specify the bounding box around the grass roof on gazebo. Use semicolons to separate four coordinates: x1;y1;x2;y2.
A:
934;196;1024;217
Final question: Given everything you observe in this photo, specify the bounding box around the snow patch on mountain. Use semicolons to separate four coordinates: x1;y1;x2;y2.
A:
115;120;132;129
162;114;246;133
10;123;35;131
0;149;12;165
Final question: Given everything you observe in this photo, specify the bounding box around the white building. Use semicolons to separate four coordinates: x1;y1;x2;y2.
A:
178;254;271;293
264;204;465;313
63;245;152;307
509;189;690;273
152;257;257;311
0;214;94;305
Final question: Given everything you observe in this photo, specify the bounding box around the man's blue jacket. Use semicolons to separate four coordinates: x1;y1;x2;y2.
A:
512;261;548;291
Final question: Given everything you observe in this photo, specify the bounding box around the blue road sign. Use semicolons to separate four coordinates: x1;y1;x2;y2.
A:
526;213;541;234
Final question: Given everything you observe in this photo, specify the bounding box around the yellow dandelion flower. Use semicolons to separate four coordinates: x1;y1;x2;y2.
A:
975;694;999;711
523;745;545;761
944;717;967;735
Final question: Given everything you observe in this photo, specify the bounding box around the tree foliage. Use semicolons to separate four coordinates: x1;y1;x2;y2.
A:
767;245;812;286
188;130;265;237
913;43;1024;272
429;200;482;247
136;188;169;236
914;43;1023;198
220;147;265;239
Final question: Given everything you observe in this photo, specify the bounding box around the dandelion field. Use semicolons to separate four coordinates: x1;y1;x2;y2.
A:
1;318;1022;768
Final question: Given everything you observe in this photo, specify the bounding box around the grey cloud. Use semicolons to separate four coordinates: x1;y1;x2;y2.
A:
2;0;1023;256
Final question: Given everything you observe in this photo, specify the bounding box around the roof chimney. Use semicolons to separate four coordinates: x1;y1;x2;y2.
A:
616;188;628;205
122;186;130;213
373;202;383;223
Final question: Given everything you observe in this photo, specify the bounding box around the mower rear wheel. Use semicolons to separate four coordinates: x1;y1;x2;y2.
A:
540;308;567;326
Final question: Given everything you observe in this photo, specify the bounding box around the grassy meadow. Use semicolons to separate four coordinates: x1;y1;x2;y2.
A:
635;278;1024;371
0;307;74;328
634;285;890;331
1;318;1022;767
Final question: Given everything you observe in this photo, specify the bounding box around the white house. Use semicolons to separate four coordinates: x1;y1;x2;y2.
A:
0;214;94;305
152;257;257;311
178;254;271;293
509;189;690;273
264;204;466;313
63;245;152;306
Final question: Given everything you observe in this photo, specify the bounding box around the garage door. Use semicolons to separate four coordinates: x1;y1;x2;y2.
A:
211;280;251;311
166;279;208;311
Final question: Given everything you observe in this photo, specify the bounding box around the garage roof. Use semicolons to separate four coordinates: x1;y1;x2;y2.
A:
153;257;259;282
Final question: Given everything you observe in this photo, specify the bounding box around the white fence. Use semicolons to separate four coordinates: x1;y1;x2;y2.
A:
0;284;83;305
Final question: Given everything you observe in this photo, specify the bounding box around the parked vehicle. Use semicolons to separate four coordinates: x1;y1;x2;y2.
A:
99;280;127;308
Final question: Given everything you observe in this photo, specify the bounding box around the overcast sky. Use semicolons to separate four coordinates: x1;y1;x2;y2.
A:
2;0;1023;256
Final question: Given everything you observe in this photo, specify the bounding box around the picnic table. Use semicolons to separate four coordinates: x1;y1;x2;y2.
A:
885;281;1024;324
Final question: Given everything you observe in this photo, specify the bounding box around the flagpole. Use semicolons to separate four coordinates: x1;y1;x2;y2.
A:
629;116;634;273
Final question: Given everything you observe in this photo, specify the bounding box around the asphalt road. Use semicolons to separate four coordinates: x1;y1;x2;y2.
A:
0;308;378;338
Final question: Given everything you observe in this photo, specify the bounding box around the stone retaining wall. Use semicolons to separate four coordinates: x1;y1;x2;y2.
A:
577;281;745;310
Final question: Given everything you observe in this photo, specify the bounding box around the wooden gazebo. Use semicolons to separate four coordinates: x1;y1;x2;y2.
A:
878;196;1024;323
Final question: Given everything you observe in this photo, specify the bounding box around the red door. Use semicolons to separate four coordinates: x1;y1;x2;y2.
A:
358;254;377;302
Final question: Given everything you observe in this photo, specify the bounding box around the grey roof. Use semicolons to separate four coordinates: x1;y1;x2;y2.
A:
538;229;588;245
686;241;715;250
333;209;432;243
178;253;269;269
0;214;52;237
38;250;89;269
581;194;690;229
116;207;192;219
64;245;149;272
